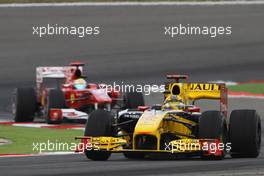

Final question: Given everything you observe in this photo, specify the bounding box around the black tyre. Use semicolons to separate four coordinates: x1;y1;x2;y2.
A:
13;88;36;122
229;109;261;158
84;110;114;161
123;92;145;109
45;89;66;124
199;111;228;160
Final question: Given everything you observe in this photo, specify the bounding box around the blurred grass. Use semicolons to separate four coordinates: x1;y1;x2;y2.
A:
228;83;264;94
0;125;83;154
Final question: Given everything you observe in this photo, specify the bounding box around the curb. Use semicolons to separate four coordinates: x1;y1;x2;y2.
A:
237;80;264;84
228;80;264;99
228;91;264;99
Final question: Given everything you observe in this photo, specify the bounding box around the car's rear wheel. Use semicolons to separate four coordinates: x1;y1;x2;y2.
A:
123;92;145;109
13;87;36;122
199;111;228;160
229;109;261;158
45;89;66;124
84;110;114;161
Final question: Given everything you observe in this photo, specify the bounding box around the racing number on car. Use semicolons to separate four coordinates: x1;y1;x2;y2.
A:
70;93;75;103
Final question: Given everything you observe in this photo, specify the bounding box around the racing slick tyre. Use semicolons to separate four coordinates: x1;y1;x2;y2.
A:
123;92;145;109
13;87;36;122
45;89;66;124
199;111;228;160
84;110;114;161
229;109;261;158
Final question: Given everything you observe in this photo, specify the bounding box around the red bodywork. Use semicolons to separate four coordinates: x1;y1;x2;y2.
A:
61;83;118;109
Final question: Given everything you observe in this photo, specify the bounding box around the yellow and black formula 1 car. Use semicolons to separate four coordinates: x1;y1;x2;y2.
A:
76;75;261;160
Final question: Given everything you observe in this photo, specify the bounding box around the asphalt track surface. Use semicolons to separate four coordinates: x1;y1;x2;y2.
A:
0;3;264;176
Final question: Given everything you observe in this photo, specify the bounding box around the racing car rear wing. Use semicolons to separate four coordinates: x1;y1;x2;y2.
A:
187;83;224;100
167;74;188;82
165;82;228;118
36;66;83;83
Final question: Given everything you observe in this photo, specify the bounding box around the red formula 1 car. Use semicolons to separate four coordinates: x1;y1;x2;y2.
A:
12;62;144;124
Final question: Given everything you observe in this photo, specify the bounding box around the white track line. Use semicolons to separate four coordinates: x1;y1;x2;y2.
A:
12;123;84;130
0;1;264;8
0;152;77;158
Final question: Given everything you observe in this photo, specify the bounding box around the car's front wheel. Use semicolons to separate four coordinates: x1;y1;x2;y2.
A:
84;110;114;161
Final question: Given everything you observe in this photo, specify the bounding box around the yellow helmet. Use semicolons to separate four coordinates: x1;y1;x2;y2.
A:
163;95;184;110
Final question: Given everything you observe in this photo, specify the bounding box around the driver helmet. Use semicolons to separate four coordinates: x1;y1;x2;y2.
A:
74;78;87;90
163;95;184;110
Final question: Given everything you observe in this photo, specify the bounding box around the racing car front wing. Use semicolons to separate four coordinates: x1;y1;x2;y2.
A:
49;108;88;121
75;136;224;157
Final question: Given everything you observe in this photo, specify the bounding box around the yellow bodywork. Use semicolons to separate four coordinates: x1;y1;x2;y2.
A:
132;110;197;150
164;82;223;104
88;136;127;151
